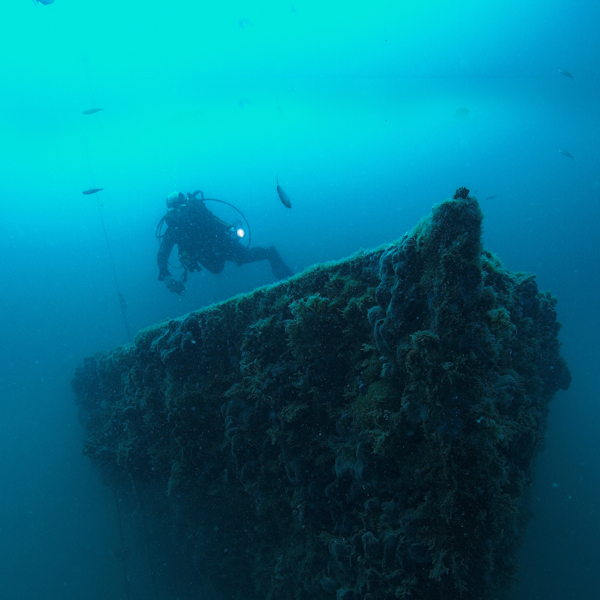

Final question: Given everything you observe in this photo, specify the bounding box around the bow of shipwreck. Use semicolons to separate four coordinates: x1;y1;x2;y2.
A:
73;193;570;600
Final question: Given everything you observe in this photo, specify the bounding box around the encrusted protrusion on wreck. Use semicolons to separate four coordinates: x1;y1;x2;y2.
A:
73;192;570;600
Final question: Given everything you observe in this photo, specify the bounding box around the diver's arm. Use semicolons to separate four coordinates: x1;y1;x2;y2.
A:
157;228;176;280
157;228;186;294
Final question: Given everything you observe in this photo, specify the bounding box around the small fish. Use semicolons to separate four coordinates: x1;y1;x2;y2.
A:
558;69;574;79
33;0;55;5
485;195;497;201
83;108;103;115
559;149;574;158
276;176;291;208
83;188;103;195
238;98;252;109
291;4;297;12
238;17;252;28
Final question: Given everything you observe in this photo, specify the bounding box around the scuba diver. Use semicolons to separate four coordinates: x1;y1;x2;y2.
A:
157;191;293;295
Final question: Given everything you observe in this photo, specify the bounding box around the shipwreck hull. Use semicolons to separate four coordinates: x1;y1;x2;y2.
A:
73;194;570;600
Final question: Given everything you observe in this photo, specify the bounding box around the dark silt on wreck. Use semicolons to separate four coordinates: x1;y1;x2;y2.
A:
73;190;570;600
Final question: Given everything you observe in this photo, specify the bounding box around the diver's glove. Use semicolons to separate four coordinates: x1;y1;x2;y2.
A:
165;276;186;296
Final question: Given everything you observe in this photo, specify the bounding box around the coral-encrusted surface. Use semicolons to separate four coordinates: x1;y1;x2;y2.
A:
73;194;570;600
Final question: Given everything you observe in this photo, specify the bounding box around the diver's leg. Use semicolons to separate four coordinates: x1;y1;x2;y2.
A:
256;246;293;280
229;244;293;280
267;247;293;279
240;247;269;263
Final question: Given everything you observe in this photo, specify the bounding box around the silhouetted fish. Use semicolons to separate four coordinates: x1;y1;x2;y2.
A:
485;195;497;200
83;108;103;115
83;188;103;195
559;69;574;79
276;176;291;208
559;149;574;158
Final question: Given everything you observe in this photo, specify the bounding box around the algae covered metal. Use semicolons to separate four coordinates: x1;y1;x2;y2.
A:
73;192;570;600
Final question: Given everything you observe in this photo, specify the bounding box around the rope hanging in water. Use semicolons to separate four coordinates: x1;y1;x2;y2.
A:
80;110;132;343
79;42;132;343
94;192;132;344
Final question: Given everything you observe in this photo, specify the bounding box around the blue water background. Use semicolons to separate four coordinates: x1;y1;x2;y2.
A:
1;1;598;598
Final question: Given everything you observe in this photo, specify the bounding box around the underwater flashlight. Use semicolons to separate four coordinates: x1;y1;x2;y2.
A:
232;219;245;238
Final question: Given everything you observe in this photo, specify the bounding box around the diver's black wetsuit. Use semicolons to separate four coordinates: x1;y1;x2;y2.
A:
157;199;292;292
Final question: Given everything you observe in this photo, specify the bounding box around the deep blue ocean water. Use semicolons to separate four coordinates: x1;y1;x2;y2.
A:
1;1;598;598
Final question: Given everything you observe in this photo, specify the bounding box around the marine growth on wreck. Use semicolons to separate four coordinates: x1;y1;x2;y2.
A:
73;191;570;600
